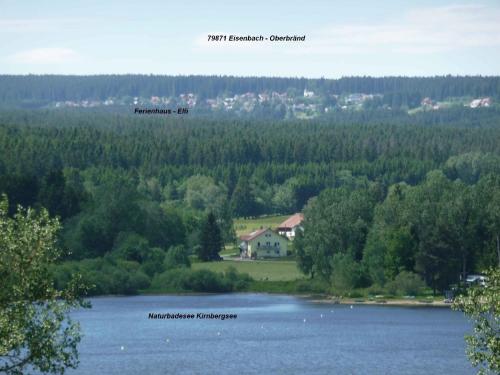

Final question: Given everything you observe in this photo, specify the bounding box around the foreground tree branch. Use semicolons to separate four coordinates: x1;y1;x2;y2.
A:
0;195;89;375
453;268;500;375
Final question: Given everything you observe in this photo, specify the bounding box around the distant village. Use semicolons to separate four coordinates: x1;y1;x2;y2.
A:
53;89;494;118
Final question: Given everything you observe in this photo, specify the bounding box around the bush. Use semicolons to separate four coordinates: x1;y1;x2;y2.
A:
53;257;152;295
163;245;191;270
348;291;364;298
151;267;253;293
294;279;329;293
141;247;166;277
366;284;385;296
112;232;150;262
386;271;426;296
224;266;253;291
330;253;366;292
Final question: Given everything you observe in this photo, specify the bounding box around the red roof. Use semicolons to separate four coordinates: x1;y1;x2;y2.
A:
277;213;304;230
240;228;269;241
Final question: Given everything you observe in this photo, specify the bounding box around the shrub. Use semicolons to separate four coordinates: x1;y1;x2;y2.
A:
151;267;253;293
295;279;329;293
163;245;191;270
330;253;366;292
386;271;426;296
141;247;166;277
112;232;150;262
224;266;252;291
53;257;152;295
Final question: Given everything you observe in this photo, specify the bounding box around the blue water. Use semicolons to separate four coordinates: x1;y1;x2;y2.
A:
68;294;473;375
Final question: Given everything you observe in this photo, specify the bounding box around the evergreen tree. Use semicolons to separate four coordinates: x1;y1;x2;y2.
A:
231;176;256;218
197;212;223;261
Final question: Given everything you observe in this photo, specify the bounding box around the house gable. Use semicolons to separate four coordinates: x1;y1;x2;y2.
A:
239;228;288;258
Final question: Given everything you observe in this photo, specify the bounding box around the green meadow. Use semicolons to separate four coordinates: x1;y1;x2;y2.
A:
233;215;290;237
192;259;304;282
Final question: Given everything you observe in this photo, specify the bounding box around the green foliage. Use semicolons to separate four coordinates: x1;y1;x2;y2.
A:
385;271;426;296
37;169;84;219
151;267;252;293
295;229;313;278
164;245;191;270
112;232;150;262
181;175;226;211
297;186;377;279
1;85;500;301
192;259;304;281
297;167;500;296
62;171;186;259
53;257;151;296
231;176;257;218
362;172;492;294
140;247;167;277
272;180;297;213
1;75;499;109
444;152;500;184
197;212;223;262
0;195;89;374
453;268;500;375
330;253;366;292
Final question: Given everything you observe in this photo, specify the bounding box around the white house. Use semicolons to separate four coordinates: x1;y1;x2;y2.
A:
303;89;315;98
277;213;304;240
239;228;288;259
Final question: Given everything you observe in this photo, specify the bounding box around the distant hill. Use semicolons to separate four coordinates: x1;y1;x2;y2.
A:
0;75;498;117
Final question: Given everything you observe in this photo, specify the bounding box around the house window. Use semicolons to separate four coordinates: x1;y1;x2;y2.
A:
257;242;260;247
266;242;271;246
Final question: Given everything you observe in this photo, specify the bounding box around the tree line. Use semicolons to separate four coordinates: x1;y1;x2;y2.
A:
0;75;499;106
296;170;500;294
0;107;500;295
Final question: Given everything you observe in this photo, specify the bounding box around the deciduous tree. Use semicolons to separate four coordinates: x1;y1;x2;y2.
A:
0;196;89;374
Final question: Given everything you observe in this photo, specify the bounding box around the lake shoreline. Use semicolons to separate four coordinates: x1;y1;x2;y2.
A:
302;295;451;308
90;291;452;307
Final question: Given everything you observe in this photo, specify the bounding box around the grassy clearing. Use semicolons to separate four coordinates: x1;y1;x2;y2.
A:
192;259;304;281
233;215;289;237
220;245;238;256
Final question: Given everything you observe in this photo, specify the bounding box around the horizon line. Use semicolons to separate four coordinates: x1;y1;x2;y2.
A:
1;73;499;80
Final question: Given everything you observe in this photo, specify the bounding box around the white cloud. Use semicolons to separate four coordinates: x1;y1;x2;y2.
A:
290;4;500;55
0;18;90;33
8;48;79;64
192;4;500;58
0;19;53;32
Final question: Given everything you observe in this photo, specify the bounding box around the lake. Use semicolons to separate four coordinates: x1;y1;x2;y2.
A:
69;294;473;375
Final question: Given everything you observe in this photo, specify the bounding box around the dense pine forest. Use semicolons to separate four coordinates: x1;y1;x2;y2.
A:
1;75;500;103
1;75;500;296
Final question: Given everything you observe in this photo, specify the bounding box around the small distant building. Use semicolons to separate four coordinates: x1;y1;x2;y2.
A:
470;97;492;108
346;93;364;105
239;228;288;259
277;213;304;240
303;89;315;98
421;97;434;107
466;274;487;287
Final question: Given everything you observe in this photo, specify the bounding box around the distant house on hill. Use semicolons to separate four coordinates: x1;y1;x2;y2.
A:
303;89;315;98
470;97;492;108
239;228;288;259
277;213;304;240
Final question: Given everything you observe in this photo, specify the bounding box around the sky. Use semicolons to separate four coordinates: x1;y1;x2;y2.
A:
1;0;500;78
